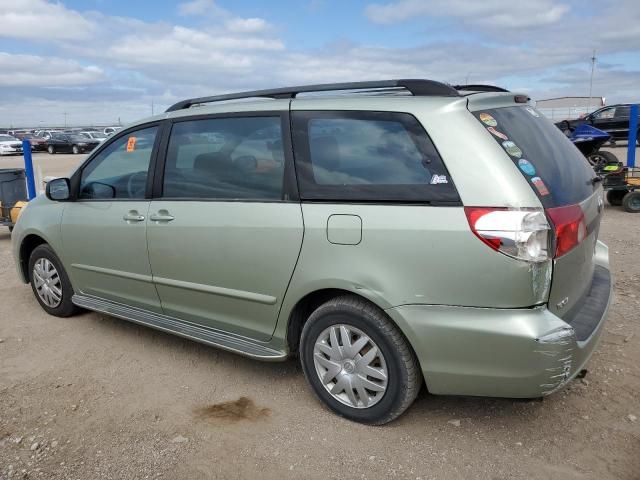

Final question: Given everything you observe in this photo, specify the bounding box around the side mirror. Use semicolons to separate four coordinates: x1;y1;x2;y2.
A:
46;177;71;201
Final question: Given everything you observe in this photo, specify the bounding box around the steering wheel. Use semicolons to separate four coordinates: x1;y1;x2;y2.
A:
127;171;147;198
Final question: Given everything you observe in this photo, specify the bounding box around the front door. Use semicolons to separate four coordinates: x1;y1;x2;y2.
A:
147;114;303;341
62;125;163;312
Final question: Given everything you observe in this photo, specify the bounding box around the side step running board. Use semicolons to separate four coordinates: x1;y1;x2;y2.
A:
72;294;287;361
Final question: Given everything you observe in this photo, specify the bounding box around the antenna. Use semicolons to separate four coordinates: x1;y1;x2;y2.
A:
587;50;597;113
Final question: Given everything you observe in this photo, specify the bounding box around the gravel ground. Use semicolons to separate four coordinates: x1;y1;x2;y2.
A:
0;148;639;480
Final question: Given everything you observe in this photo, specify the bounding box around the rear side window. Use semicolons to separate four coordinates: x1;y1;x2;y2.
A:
162;116;285;200
474;106;596;207
291;111;459;203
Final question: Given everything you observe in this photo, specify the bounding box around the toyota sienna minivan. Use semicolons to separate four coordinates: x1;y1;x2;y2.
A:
12;79;612;424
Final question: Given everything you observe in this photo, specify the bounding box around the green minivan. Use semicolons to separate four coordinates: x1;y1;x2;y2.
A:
12;80;612;424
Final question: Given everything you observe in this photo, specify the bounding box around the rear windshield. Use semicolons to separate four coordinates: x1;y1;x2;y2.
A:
473;106;597;207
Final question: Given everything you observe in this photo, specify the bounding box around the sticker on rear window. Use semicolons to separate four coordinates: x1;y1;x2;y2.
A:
526;107;540;117
126;136;137;152
430;174;448;185
518;159;536;176
531;176;550;195
502;141;522;158
487;127;508;141
479;113;497;127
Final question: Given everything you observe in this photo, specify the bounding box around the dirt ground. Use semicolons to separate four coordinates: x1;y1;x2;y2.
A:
1;149;639;480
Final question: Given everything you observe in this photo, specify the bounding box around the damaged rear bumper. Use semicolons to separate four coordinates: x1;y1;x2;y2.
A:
385;242;612;399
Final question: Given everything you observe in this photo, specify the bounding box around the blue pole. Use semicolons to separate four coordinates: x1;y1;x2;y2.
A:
22;139;36;200
628;104;638;168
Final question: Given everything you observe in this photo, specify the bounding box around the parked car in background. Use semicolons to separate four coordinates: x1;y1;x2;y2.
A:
104;126;123;136
0;135;23;155
557;104;640;143
79;131;108;143
34;130;63;140
12;80;612;425
44;133;100;154
20;134;48;152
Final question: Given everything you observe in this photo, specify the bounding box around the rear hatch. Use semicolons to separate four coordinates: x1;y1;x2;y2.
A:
471;104;603;321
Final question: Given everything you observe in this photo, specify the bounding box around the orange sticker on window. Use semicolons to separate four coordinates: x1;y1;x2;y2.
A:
126;136;137;152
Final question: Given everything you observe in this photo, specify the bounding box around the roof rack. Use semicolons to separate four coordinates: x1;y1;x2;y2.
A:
454;84;510;93
165;79;460;112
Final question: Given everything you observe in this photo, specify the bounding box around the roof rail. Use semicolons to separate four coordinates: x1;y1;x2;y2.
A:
165;79;460;112
454;84;510;93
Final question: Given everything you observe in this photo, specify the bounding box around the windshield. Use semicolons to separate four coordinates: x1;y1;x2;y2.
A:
0;135;17;142
89;132;107;139
473;106;597;207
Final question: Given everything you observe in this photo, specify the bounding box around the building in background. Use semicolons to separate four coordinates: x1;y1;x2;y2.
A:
535;96;605;121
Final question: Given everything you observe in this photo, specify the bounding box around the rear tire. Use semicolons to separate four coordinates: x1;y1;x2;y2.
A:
47;145;55;154
72;145;79;154
28;244;79;317
587;150;617;168
299;295;421;425
622;191;640;213
606;189;626;206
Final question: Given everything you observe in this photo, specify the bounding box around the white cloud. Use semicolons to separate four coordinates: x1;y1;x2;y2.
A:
0;52;103;87
0;0;639;126
0;0;94;40
178;0;227;17
225;18;270;33
365;0;570;28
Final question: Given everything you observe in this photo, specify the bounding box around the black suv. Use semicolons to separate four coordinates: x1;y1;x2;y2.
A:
557;104;639;143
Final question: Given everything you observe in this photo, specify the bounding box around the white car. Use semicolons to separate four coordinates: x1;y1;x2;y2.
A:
0;135;23;155
103;126;123;136
79;131;109;143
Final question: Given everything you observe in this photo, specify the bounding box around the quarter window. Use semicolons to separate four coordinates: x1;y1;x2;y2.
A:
291;111;459;203
162;116;285;200
79;126;158;200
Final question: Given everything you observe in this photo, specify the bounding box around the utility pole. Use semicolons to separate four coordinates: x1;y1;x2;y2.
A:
151;98;155;116
63;112;68;128
465;72;471;84
587;50;596;113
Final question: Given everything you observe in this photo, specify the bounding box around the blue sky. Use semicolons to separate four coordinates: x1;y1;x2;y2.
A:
1;0;639;126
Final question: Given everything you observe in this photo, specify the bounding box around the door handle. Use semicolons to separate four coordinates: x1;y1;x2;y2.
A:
150;210;175;222
123;211;145;222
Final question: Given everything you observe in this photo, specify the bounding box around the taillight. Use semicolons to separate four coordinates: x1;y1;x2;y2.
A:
545;204;587;258
465;207;551;263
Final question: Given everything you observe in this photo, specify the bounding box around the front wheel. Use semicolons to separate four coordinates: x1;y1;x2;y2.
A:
622;191;640;213
47;145;55;154
28;244;79;317
300;295;421;425
72;145;80;154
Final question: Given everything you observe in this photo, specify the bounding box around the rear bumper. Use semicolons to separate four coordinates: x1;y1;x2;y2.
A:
386;241;612;398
